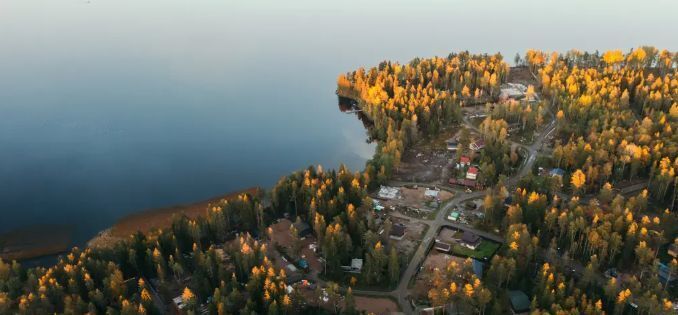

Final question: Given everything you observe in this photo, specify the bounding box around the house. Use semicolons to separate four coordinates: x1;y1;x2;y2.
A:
658;262;677;286
285;271;303;284
668;242;678;258
424;187;440;199
503;196;513;207
459;156;471;167
466;167;478;180
447;211;460;221
372;199;385;212
293;221;312;238
469;139;485;151
446;138;459;151
434;239;452;253
173;295;188;313
472;259;484;278
378;186;400;199
460;231;481;250
508;290;531;315
390;223;406;240
549;168;565;178
342;258;364;273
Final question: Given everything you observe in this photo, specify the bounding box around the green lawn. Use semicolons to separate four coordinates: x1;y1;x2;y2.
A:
452;240;501;260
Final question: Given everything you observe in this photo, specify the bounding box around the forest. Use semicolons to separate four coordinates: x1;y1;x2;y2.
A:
0;48;676;314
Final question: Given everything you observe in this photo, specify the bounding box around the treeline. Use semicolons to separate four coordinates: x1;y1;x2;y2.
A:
529;47;677;204
337;52;510;188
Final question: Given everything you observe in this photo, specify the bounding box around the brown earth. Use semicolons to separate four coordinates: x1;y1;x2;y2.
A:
88;187;261;248
354;295;400;315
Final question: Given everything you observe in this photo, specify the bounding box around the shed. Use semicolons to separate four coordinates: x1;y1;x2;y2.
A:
472;259;484;278
434;240;452;253
390;223;406;240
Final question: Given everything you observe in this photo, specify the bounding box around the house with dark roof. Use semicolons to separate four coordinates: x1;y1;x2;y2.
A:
390;223;406;240
293;221;312;238
446;138;459;151
434;239;452;253
508;290;531;315
460;231;481;250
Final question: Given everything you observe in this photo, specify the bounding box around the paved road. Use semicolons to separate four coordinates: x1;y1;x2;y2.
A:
347;112;557;314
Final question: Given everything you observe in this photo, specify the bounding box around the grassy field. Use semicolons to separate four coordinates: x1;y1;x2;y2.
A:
452;240;501;260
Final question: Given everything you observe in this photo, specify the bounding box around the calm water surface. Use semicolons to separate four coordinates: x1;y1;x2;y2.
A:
1;0;676;245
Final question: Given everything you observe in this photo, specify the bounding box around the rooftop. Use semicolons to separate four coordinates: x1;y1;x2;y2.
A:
461;231;480;244
508;290;531;312
391;223;406;237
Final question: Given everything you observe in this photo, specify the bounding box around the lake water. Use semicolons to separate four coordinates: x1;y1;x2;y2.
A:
1;0;677;246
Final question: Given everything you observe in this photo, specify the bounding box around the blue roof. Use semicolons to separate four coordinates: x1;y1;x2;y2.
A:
549;168;565;176
472;259;484;278
658;263;675;283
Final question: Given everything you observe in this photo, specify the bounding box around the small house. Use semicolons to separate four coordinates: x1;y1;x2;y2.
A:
447;211;460;221
378;186;400;200
658;262;676;286
459;156;471;167
293;221;312;238
342;258;364;273
390;223;406;240
466;167;479;180
424;187;440;199
172;295;187;313
470;139;485;151
372;199;385;212
668;243;678;258
460;231;481;250
434;239;452;253
446;138;459;151
472;259;484;278
508;290;531;315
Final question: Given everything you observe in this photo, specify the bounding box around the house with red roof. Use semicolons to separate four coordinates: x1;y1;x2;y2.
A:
466;166;478;180
459;156;471;167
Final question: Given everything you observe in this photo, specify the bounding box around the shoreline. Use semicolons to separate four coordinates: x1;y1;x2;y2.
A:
0;224;72;261
87;187;262;249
